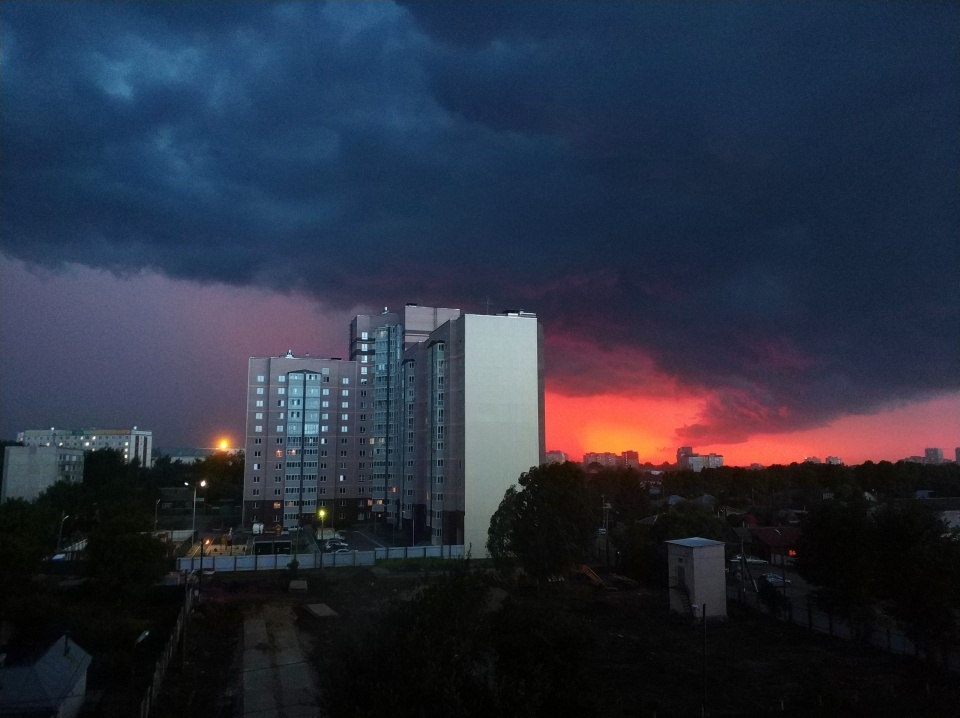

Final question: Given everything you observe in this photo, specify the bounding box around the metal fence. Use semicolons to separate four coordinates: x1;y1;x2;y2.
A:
140;586;192;718
176;544;465;573
727;585;960;672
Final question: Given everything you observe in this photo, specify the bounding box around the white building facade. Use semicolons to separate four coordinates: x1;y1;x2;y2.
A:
242;305;545;556
17;427;153;468
1;446;84;502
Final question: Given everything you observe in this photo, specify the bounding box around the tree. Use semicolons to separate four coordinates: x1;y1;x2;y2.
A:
85;513;167;599
616;501;727;585
320;567;595;718
487;462;598;586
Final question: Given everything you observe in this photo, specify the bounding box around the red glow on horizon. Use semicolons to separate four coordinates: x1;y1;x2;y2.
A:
545;390;959;467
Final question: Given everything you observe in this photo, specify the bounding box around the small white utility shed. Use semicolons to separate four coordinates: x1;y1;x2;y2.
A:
665;537;727;618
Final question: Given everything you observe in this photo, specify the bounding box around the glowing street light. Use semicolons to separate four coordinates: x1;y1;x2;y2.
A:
185;480;207;539
318;508;326;540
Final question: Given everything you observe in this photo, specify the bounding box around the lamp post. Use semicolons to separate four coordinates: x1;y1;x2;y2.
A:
57;513;70;554
318;508;326;541
198;538;210;598
154;498;161;532
185;480;207;541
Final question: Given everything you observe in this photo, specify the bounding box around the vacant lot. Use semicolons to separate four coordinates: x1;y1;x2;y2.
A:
155;566;959;717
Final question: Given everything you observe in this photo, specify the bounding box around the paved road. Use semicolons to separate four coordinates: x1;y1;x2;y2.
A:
242;603;319;717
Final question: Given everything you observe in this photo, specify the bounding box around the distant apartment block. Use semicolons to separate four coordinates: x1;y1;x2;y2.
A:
676;447;723;472
925;448;944;465
18;427;153;468
583;452;619;467
825;456;843;465
242;304;544;555
583;450;641;469
2;446;84;502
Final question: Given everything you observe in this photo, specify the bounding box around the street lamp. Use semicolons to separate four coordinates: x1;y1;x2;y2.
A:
198;537;211;597
57;513;70;554
185;480;207;540
318;508;326;540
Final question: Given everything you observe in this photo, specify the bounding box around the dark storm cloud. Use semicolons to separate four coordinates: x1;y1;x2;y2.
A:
2;2;957;443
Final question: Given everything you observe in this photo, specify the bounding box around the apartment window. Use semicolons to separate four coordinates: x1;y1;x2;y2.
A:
253;488;260;496
256;388;264;395
342;378;350;385
255;413;263;420
254;438;262;445
278;387;286;395
274;488;282;496
278;375;286;382
253;463;261;470
256;400;264;407
253;476;260;483
277;400;285;407
340;425;348;432
254;450;261;457
340;413;348;421
255;425;263;433
276;425;284;433
276;438;284;444
321;425;329;433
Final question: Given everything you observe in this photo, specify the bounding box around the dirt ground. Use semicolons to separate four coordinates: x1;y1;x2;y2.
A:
152;567;960;717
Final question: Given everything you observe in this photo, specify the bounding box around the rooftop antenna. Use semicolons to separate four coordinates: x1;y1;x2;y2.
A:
484;296;494;315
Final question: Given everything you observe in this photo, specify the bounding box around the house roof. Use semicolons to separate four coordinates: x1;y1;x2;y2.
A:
0;635;91;714
749;526;801;549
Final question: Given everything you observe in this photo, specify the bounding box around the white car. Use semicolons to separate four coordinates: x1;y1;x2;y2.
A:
730;554;768;565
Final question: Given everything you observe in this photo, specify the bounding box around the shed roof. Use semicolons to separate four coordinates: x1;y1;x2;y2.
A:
0;635;91;713
665;537;726;548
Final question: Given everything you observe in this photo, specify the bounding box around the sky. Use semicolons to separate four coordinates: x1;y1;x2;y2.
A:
1;2;957;466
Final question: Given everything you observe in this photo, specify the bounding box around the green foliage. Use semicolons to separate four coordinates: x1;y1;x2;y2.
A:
0;498;56;588
797;498;960;643
85;513;167;598
320;567;595;718
615;502;727;585
487;462;599;584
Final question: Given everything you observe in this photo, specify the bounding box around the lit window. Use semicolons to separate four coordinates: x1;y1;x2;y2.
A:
255;425;263;433
256;388;265;395
257;375;265;382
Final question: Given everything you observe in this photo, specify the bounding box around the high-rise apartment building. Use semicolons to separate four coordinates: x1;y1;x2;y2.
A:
17;427;153;468
242;305;544;555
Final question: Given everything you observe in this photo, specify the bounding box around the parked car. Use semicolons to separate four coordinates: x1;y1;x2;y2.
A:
731;554;768;565
759;573;791;587
324;541;348;551
332;548;351;554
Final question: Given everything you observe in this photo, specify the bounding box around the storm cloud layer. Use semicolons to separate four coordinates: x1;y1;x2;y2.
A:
3;2;957;444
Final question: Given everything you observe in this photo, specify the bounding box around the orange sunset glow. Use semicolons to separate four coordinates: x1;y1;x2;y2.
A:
545;391;959;467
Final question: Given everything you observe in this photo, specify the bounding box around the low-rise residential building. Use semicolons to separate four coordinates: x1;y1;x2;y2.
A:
1;446;84;502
